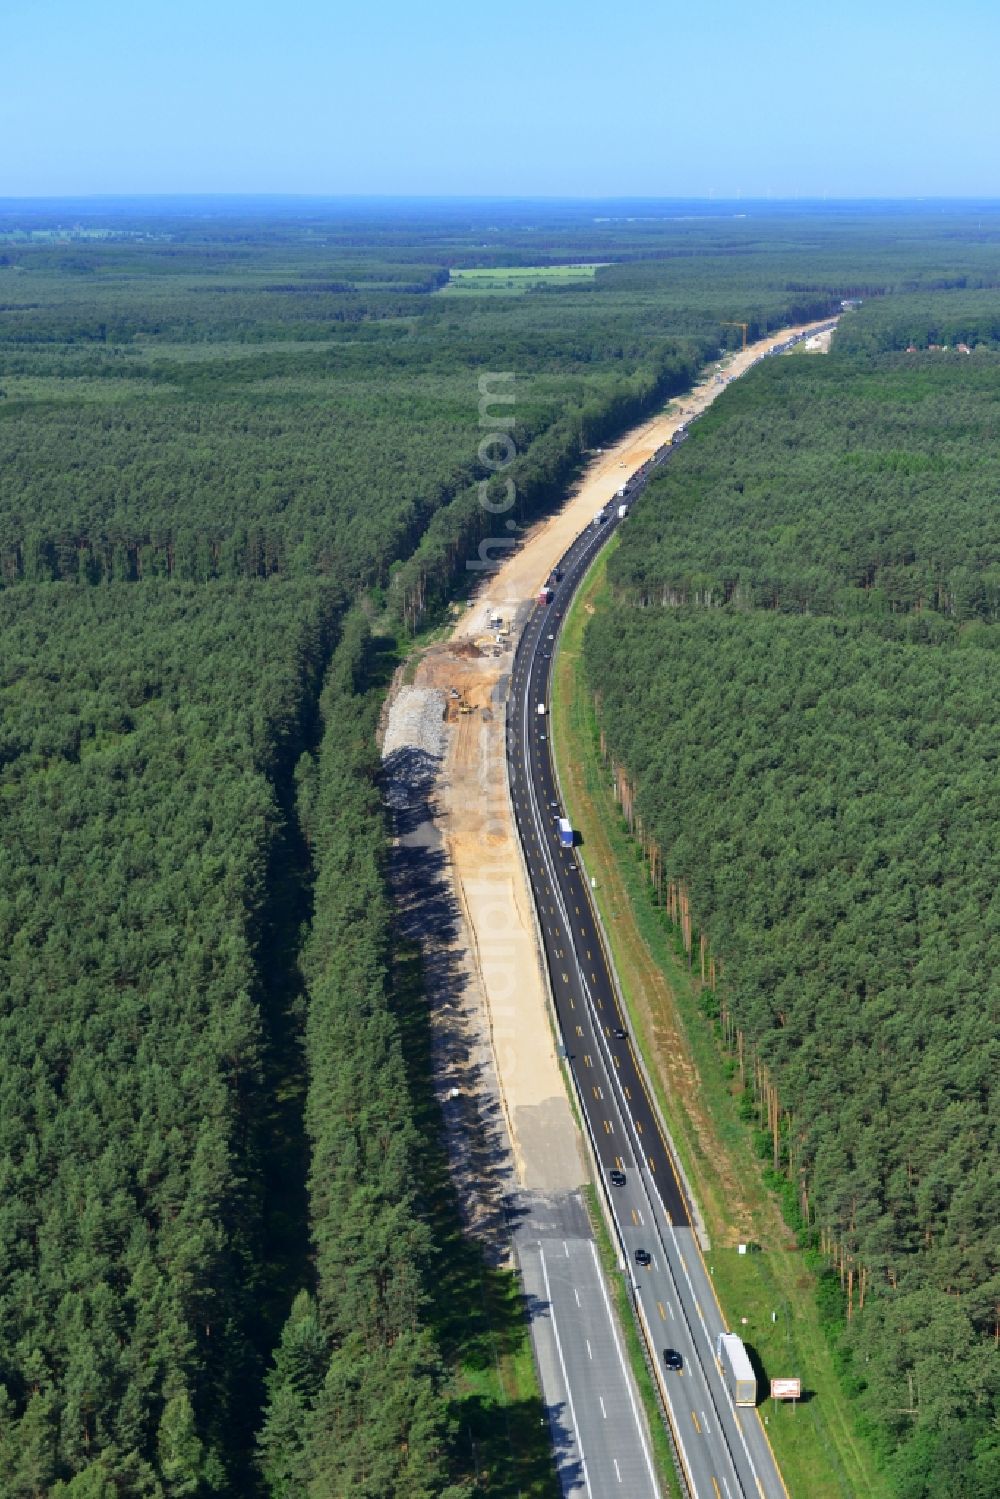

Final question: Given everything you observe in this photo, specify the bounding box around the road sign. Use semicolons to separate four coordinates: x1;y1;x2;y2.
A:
771;1378;802;1401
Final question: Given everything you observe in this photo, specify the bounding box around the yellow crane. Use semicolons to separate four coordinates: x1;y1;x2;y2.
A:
721;321;749;351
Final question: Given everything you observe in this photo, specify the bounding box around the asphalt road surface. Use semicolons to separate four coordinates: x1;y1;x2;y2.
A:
504;408;805;1497
514;1190;661;1498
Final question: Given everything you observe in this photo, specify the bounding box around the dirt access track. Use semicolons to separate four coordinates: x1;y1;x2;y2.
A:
408;318;836;1194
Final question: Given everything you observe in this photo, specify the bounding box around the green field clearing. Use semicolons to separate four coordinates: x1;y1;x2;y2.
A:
441;262;607;293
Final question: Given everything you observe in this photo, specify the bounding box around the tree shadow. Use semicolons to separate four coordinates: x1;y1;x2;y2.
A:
456;1393;579;1499
383;734;559;1495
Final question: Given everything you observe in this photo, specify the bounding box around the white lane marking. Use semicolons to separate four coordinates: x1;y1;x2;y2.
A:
702;1410;712;1434
599;1395;607;1419
613;1458;622;1483
538;1247;593;1497
586;1339;593;1360
589;1241;658;1494
574;1287;581;1307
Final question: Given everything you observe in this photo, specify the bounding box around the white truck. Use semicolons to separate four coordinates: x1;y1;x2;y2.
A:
717;1332;756;1406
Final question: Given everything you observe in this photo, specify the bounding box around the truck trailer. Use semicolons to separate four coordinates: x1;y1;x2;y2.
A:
557;817;574;849
537;586;554;605
716;1332;756;1407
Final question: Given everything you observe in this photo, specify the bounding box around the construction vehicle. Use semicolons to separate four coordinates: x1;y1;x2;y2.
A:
721;321;750;351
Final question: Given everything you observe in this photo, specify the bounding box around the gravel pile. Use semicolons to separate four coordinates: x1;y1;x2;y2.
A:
381;687;448;814
382;686;447;763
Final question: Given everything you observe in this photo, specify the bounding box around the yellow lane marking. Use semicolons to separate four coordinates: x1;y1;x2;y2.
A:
691;1411;701;1435
649;1155;656;1170
575;1025;584;1037
583;1055;592;1068
624;1086;631;1100
657;1301;666;1321
626;1028;693;1225
636;1121;643;1134
712;1480;721;1499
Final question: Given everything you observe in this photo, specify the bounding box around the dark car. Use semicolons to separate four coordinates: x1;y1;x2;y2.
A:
609;1169;626;1188
635;1248;652;1267
662;1348;683;1372
612;1025;627;1040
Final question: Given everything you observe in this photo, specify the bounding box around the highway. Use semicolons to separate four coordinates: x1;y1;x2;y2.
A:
503;331;830;1494
514;1191;661;1498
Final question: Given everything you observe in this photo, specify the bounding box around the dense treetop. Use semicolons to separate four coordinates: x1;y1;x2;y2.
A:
4;201;1000;1493
0;581;336;1494
585;316;1000;1496
610;340;1000;620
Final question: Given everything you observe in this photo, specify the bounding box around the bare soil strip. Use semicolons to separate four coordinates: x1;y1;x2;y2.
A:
390;318;837;1222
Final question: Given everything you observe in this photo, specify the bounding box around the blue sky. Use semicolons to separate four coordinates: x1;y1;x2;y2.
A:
3;0;997;197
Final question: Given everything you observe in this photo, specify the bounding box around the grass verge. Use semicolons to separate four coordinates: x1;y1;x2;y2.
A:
550;546;889;1499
